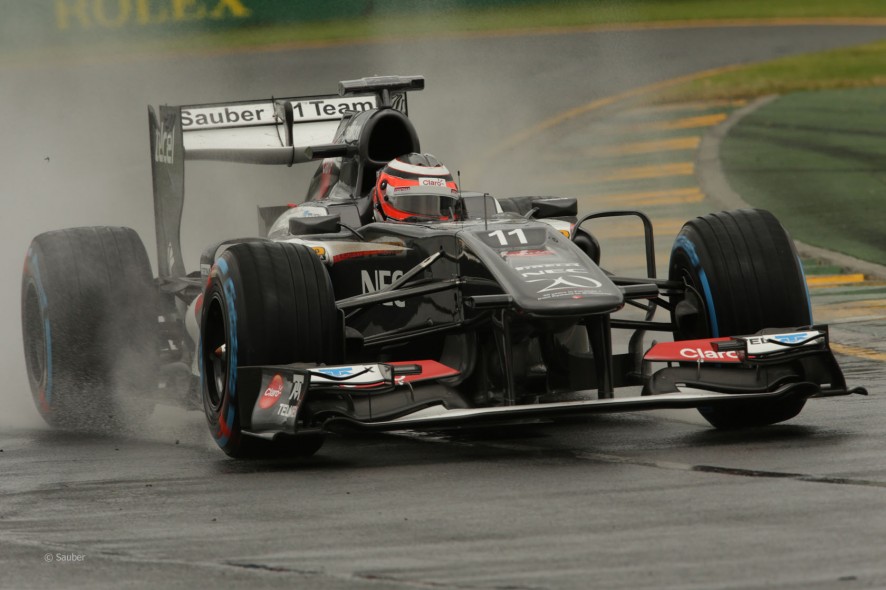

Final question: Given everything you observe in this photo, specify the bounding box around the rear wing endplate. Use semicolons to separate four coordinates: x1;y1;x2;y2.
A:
148;75;421;279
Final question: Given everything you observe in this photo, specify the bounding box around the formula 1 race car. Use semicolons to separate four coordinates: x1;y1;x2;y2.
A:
21;75;865;458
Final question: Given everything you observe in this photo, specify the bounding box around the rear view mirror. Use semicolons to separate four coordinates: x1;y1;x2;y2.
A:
289;214;341;236
530;197;577;219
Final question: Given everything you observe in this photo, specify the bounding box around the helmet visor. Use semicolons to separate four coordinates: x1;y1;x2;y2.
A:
383;184;461;220
388;193;462;218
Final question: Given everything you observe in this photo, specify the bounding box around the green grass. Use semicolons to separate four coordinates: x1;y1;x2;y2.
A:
171;0;886;48
8;0;886;63
199;0;886;48
653;39;886;102
720;88;886;264
13;0;883;95
143;1;886;53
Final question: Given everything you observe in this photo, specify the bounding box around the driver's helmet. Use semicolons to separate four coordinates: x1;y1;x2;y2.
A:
373;153;461;222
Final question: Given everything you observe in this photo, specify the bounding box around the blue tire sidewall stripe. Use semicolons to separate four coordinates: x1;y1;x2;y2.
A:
209;256;238;449
796;255;814;323
673;234;720;338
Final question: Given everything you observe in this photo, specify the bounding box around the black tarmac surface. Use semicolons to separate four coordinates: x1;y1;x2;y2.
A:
3;24;886;589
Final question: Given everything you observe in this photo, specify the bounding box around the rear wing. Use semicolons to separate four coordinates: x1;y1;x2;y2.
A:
148;75;422;279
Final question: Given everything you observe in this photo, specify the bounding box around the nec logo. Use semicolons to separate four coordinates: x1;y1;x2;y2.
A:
361;270;405;308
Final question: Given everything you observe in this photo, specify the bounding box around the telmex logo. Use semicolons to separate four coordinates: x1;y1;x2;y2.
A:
153;120;174;164
314;367;355;378
680;348;739;360
746;332;813;346
56;0;251;30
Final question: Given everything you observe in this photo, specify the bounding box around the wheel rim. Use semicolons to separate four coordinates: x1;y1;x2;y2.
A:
673;265;710;341
203;296;228;411
23;282;47;389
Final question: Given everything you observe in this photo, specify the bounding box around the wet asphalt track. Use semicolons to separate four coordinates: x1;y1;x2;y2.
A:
4;24;886;589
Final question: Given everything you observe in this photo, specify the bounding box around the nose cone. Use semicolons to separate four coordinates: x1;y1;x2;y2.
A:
460;223;624;318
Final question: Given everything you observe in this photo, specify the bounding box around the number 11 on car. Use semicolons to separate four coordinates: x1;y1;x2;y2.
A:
488;229;528;246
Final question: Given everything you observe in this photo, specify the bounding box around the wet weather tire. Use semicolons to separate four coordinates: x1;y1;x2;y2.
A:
201;242;340;458
21;227;159;432
669;209;812;429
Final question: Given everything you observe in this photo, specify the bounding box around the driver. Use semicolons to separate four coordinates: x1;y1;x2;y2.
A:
373;153;462;222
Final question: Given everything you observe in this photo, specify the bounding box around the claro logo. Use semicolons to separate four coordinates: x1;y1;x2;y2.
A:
258;374;284;410
55;0;252;31
680;348;739;361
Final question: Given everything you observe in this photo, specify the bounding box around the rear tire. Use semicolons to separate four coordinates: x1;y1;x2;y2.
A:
200;242;341;458
669;209;812;429
21;227;159;432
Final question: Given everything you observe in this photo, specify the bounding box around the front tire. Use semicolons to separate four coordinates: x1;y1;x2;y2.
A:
21;227;159;432
669;209;812;428
200;242;341;458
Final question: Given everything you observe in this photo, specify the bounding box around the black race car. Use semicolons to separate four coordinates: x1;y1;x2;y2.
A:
21;75;865;458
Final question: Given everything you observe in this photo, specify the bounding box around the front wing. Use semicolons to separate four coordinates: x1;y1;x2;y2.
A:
236;328;865;440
